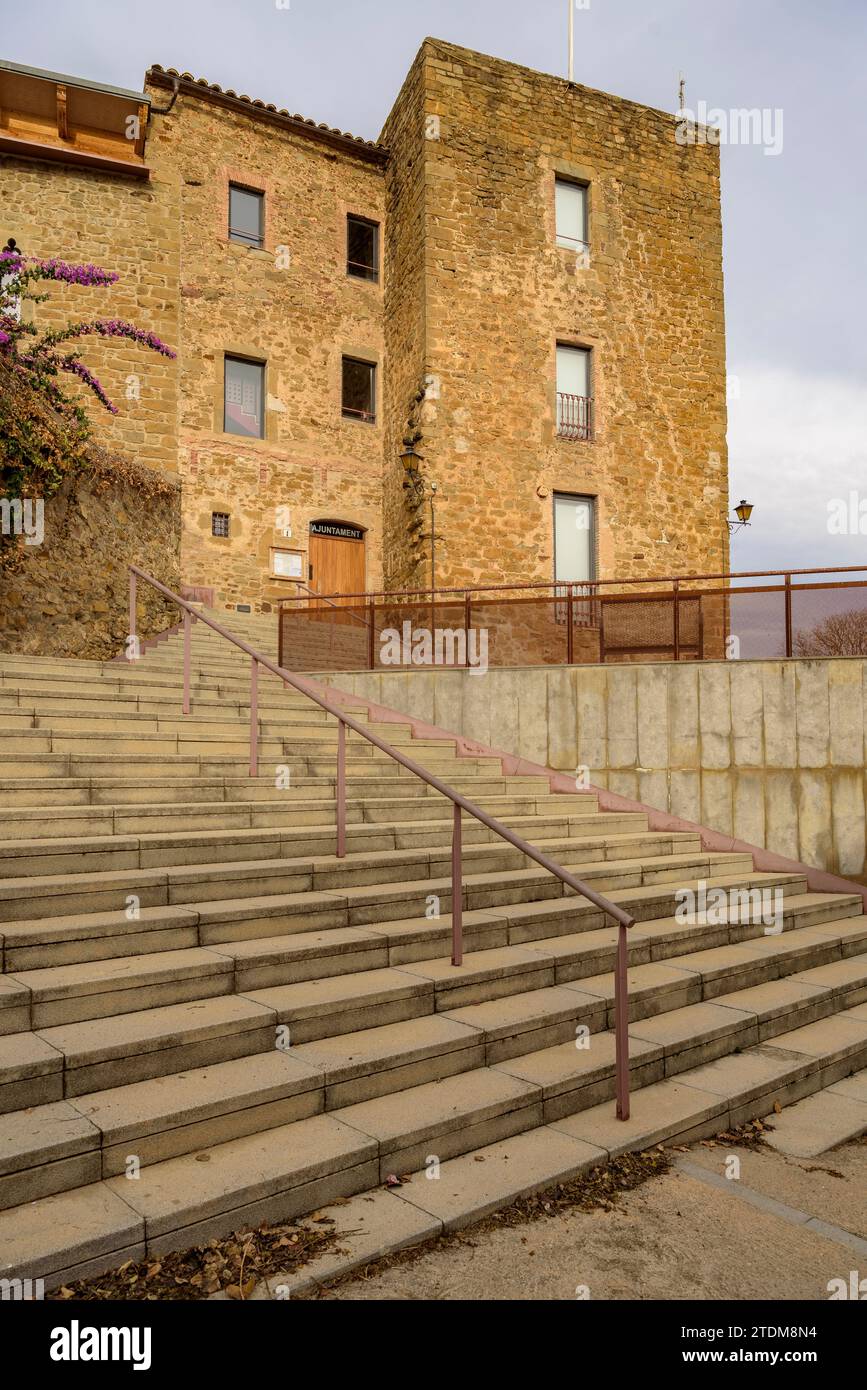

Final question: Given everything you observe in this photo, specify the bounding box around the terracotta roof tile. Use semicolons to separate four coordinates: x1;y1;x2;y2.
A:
147;64;386;152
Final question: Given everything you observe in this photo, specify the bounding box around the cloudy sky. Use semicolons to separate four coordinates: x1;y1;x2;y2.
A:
5;0;865;575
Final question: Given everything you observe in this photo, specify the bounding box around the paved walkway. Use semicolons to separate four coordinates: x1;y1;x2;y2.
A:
305;1137;865;1300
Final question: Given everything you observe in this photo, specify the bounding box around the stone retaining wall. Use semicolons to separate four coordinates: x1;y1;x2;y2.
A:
317;659;867;879
0;462;181;660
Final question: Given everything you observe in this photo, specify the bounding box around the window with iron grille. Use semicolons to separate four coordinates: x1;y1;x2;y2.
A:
347;215;379;281
555;178;589;254
342;356;376;422
556;343;593;441
229;185;264;248
212;512;230;537
224;356;265;438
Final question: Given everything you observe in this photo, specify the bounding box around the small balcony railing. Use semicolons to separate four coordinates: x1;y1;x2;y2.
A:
556;392;593;441
341;404;377;424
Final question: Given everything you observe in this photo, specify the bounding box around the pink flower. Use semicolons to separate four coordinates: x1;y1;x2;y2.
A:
60;357;118;413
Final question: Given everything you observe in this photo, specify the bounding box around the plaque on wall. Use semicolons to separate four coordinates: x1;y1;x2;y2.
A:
271;549;304;578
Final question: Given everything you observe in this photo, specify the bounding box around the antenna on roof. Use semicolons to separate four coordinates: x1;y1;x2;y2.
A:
568;0;574;82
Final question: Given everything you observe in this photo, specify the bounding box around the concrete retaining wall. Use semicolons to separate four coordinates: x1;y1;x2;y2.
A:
317;659;867;879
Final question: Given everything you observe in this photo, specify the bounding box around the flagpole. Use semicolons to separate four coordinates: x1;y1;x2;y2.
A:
568;0;574;81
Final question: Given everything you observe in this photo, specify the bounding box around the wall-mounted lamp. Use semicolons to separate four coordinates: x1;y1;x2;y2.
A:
727;500;754;534
400;439;424;478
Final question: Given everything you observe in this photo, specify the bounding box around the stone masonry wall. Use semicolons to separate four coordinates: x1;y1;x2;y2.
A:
380;50;429;591
0;458;180;659
145;84;387;613
0;151;180;474
3;40;731;610
382;39;730;590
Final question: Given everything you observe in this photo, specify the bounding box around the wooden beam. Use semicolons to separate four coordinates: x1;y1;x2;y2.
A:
0;131;150;179
56;83;69;140
134;101;148;158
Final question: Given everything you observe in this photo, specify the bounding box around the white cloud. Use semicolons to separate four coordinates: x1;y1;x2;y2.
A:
726;365;867;572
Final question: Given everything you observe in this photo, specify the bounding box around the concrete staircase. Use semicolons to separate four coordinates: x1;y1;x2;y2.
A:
1;607;866;1290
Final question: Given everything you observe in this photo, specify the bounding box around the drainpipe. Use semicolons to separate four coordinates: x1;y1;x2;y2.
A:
149;75;180;116
429;481;437;595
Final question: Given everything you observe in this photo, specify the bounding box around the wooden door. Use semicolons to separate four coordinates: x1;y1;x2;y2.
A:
308;531;365;622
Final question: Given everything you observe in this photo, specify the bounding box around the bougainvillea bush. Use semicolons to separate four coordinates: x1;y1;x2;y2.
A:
0;251;177;569
0;250;176;489
0;248;176;412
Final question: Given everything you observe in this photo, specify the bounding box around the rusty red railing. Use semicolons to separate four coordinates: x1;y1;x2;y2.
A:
556;391;593;440
129;565;637;1120
278;565;867;672
292;581;371;627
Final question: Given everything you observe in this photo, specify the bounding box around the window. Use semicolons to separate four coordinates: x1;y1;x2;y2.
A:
212;512;230;538
224;356;265;438
229;184;264;248
555;178;588;252
347;215;379;282
556;344;593;440
342;356;376;422
554;494;595;584
271;549;304;579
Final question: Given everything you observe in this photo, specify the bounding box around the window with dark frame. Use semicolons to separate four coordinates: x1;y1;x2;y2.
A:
341;356;376;422
212;512;230;538
228;184;264;248
224;356;265;438
347;215;379;281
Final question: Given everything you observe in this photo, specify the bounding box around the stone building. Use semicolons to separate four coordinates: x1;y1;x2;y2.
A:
0;39;729;614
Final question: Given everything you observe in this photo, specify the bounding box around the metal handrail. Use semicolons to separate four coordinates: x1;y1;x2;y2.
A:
275;563;867;606
289;582;371;628
128;564;636;1120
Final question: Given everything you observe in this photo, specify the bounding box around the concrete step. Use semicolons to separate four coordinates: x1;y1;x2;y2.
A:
0;823;696;880
2;934;865;1208
0;1048;325;1207
0;869;811;981
28;994;278;1097
0;721;459;754
4;644;867;1295
330;1007;867;1245
0;748;497;778
761;1065;867;1156
0;782;562;816
3;1001;866;1286
0;1112;380;1280
0;773;552;806
239;900;842;1043
0;845;755;923
0;666;316;699
0;795;602;840
0;692;333;721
